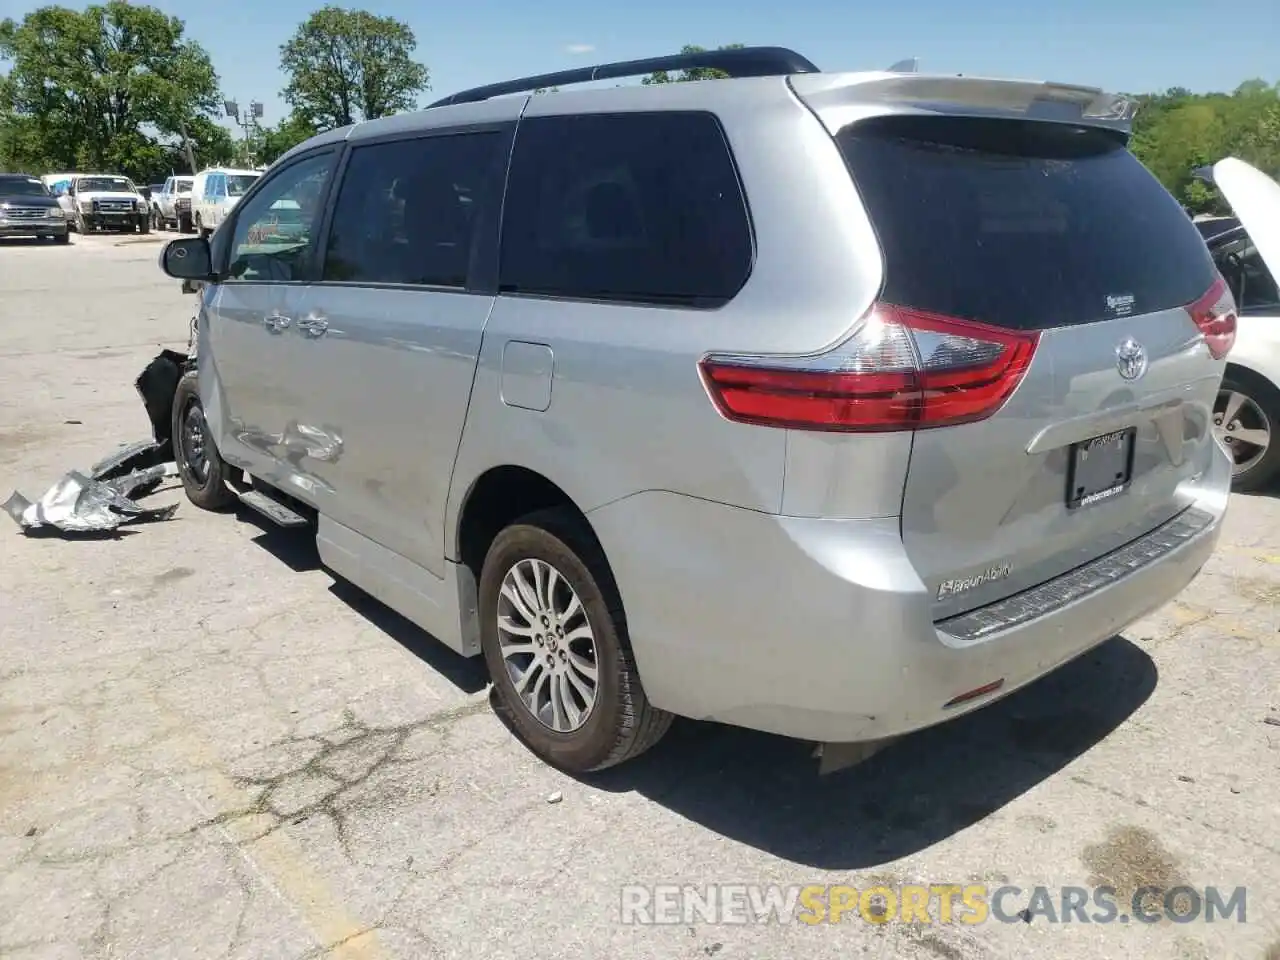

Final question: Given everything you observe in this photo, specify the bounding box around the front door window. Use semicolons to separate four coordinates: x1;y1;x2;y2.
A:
225;153;334;283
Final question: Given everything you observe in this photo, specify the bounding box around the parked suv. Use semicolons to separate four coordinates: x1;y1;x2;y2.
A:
158;47;1234;774
151;175;195;232
0;173;69;243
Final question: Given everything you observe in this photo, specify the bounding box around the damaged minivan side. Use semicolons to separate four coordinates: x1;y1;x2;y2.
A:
158;47;1233;775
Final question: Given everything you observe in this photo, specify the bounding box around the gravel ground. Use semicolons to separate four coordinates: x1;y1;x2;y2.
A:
1;231;1279;960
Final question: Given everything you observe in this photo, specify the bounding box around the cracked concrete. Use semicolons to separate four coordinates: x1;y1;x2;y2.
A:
2;233;1280;959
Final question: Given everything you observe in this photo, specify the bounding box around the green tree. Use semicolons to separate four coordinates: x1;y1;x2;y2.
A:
642;43;745;85
181;115;236;170
257;113;320;166
0;1;220;178
280;6;430;129
1128;79;1280;214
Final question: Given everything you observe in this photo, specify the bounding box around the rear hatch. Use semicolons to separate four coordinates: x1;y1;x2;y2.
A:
836;114;1230;618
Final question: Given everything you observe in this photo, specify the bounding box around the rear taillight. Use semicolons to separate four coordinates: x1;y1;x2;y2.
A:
1186;275;1236;360
698;304;1040;432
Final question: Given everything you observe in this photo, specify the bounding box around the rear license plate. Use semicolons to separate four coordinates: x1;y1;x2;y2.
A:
1066;427;1135;509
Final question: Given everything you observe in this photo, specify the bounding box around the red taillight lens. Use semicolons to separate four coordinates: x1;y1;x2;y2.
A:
698;303;1040;432
1186;275;1236;360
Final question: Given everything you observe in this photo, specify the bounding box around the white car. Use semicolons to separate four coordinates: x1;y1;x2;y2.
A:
190;167;261;237
1202;158;1280;491
60;174;149;233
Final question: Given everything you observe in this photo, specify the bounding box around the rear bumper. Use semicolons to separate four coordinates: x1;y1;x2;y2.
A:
587;443;1230;744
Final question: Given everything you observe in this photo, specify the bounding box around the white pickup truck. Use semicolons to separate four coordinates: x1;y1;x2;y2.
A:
151;175;195;233
59;174;149;233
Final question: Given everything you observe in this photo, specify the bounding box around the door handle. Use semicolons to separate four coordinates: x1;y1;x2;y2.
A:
263;312;291;332
296;316;329;338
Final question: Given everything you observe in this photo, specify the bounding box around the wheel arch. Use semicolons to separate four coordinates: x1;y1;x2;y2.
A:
1224;360;1280;396
453;465;615;588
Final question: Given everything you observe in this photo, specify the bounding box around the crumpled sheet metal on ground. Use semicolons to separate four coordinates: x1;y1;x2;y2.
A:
3;348;193;535
3;441;179;534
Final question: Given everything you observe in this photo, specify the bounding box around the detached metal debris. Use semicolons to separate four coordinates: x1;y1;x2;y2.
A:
3;349;192;535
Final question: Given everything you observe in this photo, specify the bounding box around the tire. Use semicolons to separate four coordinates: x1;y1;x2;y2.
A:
54;231;70;245
195;214;210;239
74;211;87;234
479;508;673;773
171;371;237;511
139;217;150;235
178;212;192;234
1217;369;1280;493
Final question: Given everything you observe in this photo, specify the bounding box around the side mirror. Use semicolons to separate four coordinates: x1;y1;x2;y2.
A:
159;237;214;281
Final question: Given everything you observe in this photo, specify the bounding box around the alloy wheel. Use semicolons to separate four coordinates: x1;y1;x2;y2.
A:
496;557;599;733
1214;387;1272;477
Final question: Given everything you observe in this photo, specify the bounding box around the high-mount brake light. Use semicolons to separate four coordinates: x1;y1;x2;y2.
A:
1186;275;1236;360
698;304;1040;432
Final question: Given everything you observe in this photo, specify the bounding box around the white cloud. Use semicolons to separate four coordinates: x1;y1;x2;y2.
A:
565;44;595;55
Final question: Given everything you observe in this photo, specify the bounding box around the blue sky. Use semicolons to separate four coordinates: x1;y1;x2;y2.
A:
2;0;1277;136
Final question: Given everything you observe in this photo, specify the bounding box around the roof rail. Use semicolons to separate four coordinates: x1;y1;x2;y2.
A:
427;46;820;108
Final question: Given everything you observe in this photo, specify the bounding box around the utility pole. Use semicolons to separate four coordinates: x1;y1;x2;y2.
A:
178;120;198;174
224;99;264;167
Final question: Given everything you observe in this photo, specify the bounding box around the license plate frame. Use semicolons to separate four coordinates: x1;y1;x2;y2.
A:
1066;427;1136;510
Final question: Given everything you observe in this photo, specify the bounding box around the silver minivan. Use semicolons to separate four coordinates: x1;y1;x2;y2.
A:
159;47;1234;773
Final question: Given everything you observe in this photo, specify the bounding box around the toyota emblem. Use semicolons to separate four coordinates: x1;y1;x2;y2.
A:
1115;337;1148;381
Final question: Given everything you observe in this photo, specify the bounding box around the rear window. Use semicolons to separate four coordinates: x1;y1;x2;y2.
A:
837;116;1218;329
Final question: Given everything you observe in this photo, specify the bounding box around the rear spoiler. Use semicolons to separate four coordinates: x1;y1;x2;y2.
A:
789;72;1139;139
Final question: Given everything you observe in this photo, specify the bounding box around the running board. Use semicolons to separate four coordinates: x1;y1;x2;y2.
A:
237;488;309;527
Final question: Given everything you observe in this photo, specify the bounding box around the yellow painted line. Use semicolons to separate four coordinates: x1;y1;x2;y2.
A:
147;697;389;960
1198;616;1279;647
1215;544;1280;565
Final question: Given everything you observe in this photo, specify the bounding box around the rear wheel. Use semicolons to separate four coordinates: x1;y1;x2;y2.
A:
1216;370;1280;492
138;216;150;235
172;371;236;511
479;508;673;773
178;212;192;233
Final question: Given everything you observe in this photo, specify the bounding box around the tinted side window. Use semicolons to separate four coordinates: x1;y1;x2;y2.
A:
323;131;505;288
498;112;753;307
837;116;1218;330
225;152;334;283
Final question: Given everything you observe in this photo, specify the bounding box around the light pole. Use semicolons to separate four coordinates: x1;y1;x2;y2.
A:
223;99;264;167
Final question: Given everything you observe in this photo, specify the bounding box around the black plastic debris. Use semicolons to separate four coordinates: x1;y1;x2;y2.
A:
3;349;193;536
135;349;189;460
